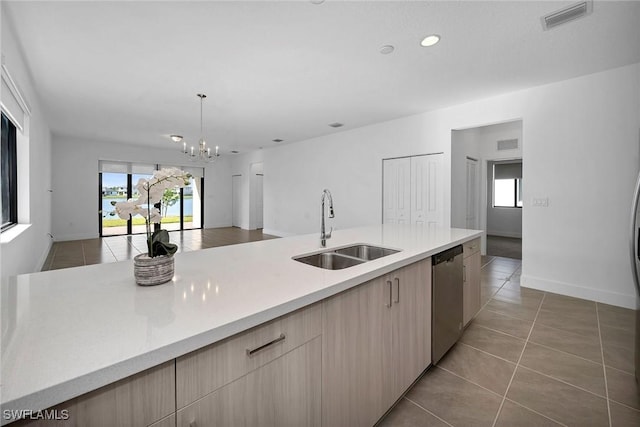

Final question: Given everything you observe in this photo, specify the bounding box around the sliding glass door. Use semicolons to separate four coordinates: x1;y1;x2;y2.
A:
99;162;204;237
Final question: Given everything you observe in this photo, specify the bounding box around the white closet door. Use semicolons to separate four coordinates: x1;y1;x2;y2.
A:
411;154;444;229
232;175;242;228
466;158;479;229
256;175;264;229
383;158;411;224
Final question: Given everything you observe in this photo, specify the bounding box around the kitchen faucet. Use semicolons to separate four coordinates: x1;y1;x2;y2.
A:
320;189;334;247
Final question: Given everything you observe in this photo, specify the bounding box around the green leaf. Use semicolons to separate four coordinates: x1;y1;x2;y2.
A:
148;229;178;257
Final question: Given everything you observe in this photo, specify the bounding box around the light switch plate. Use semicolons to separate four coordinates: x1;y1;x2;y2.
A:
532;197;549;207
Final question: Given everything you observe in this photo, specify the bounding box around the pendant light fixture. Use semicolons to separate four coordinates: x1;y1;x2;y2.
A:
180;93;220;163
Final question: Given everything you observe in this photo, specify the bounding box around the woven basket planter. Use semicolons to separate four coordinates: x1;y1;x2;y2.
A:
133;253;174;286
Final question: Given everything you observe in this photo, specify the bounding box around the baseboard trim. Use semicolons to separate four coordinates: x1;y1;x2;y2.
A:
521;274;636;309
37;238;53;271
262;228;296;238
487;231;522;239
54;232;98;242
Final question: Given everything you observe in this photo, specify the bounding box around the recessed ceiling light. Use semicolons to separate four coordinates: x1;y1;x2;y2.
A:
272;138;284;143
310;0;325;4
420;34;441;47
379;45;395;55
329;122;344;128
170;135;183;142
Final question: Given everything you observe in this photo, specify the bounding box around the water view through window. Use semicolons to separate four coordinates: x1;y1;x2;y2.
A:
100;167;203;236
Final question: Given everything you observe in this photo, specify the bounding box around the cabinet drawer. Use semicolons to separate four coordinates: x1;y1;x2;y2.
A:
463;238;480;258
176;302;322;408
177;336;321;427
10;361;175;427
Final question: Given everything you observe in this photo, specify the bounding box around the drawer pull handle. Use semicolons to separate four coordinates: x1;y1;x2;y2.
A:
394;277;400;304
246;333;286;357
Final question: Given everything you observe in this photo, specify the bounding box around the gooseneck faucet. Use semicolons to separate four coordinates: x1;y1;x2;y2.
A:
320;189;334;247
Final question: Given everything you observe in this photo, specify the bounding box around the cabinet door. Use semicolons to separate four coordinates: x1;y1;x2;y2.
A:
322;276;393;427
177;336;321;427
390;259;432;396
12;362;175;427
463;251;482;326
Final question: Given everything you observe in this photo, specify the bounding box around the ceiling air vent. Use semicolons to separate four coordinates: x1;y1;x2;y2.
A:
541;0;592;31
497;139;518;151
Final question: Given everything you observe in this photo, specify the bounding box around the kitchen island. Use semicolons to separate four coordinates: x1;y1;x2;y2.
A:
1;224;482;426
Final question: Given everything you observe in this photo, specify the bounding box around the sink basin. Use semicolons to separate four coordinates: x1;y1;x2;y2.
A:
294;252;366;270
293;244;401;270
334;245;400;261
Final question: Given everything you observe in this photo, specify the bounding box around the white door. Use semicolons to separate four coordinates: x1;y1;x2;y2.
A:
411;154;444;229
383;158;411;224
232;175;242;228
466;158;479;229
256;174;264;229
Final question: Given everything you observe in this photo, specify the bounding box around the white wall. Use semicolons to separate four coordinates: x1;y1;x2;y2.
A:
51;135;232;241
240;63;640;308
1;8;53;281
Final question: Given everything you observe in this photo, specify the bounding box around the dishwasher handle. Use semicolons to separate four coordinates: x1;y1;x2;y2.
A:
432;245;463;265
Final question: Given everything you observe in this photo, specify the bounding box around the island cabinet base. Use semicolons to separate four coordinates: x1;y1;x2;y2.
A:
8;361;175;427
176;336;321;427
322;258;432;427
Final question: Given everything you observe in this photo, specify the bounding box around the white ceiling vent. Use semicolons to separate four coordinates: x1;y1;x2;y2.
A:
497;139;519;151
541;1;593;31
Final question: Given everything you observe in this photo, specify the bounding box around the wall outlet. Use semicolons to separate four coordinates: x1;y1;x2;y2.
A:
532;197;549;207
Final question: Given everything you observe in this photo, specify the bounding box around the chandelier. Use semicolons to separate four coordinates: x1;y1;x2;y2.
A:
173;93;220;163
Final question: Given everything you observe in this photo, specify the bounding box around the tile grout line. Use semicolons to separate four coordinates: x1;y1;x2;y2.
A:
595;302;613;427
491;291;546;427
81;241;87;266
469;323;528;341
462;328;608;399
516;364;607;400
436;358;567;426
402;396;455;427
502;398;569;427
457;341;519;365
434;365;504;399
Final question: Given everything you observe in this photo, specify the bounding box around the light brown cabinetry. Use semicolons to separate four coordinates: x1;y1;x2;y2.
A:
177;336;321;427
175;304;322;427
463;237;481;326
12;361;176;427
176;303;321;408
322;259;431;427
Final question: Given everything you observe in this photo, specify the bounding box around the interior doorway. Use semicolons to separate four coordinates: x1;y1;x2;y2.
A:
249;162;264;230
450;120;523;260
232;174;242;228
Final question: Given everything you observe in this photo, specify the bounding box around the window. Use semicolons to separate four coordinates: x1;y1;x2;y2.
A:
492;162;522;208
99;162;205;236
1;112;18;230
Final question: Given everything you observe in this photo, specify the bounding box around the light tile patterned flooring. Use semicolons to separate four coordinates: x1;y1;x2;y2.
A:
380;255;640;427
41;227;277;271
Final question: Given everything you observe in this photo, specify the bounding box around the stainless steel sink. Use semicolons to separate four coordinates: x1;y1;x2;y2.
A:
293;244;401;270
334;245;400;261
294;252;366;270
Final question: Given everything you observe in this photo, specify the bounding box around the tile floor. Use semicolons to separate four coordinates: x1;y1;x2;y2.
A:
379;255;639;427
486;235;522;260
41;227;277;271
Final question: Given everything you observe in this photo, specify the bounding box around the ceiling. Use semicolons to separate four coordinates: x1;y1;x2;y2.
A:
4;1;640;153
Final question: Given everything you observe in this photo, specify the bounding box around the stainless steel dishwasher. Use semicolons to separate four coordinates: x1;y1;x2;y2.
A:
432;245;464;364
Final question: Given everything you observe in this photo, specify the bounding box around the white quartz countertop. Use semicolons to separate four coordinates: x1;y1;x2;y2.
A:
0;224;482;423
